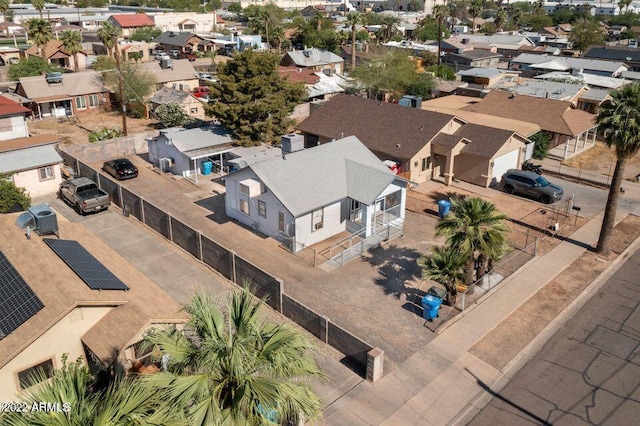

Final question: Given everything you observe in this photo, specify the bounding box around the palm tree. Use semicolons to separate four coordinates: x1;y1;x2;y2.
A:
534;0;545;14
435;197;509;291
379;15;401;43
346;12;363;71
433;5;448;65
595;83;640;254
0;0;10;36
0;355;184;426
97;21;119;58
60;29;82;72
419;245;466;305
270;25;285;54
32;0;44;19
468;0;481;34
142;288;324;425
511;7;523;30
494;8;507;32
25;18;52;59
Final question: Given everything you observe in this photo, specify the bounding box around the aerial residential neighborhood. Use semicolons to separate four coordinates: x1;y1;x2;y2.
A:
1;1;640;424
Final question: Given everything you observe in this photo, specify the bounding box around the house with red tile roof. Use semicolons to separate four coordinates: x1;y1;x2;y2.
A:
107;13;155;37
0;95;30;142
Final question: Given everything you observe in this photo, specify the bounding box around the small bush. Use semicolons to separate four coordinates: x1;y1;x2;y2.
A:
530;131;551;160
89;126;123;143
0;179;31;213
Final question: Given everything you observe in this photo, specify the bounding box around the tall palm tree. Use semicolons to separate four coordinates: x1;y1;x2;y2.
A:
379;15;400;43
0;355;184;426
346;12;363;71
32;0;44;19
595;83;640;254
435;197;509;291
60;29;82;71
511;7;523;30
468;0;481;34
494;8;507;32
534;0;545;14
97;21;119;58
25;18;52;59
0;0;10;36
419;245;466;305
142;288;324;426
433;5;448;65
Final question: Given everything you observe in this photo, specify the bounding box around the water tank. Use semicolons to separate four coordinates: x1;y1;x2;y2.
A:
281;134;305;154
15;204;58;236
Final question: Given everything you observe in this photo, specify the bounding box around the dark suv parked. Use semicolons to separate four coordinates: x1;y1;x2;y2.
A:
501;169;564;204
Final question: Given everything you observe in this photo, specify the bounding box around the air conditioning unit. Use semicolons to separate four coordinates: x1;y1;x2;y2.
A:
314;222;324;230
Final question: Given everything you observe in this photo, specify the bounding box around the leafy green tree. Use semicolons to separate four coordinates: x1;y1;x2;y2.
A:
530;130;551;159
298;14;338;51
0;0;10;36
435;197;509;290
89;126;123;142
379;14;401;43
0;179;30;213
550;7;582;25
155;102;195;128
25;18;52;59
97;21;119;58
468;0;482;34
90;54;115;71
227;2;242;14
595;83;640;254
60;30;83;72
406;72;436;99
102;64;156;117
0;354;184;425
32;0;44;18
521;13;553;31
142;288;324;426
206;50;306;146
569;18;606;53
8;56;59;80
415;17;451;42
426;64;456;80
418;246;466;305
493;8;508;31
130;26;162;42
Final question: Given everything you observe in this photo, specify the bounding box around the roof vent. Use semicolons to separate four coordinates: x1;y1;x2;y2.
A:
302;50;311;58
396;143;401;148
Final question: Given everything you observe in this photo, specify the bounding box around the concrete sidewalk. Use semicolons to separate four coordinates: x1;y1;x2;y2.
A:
324;201;640;425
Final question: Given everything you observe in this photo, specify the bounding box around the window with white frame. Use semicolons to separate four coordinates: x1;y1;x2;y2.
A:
38;166;54;181
278;211;285;232
239;199;249;215
422;157;431;171
349;199;362;224
75;96;86;109
311;209;323;232
258;200;266;218
88;94;99;108
17;359;54;390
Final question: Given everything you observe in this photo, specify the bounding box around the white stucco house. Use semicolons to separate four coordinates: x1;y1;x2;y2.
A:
0;135;63;198
0;94;30;142
224;136;407;252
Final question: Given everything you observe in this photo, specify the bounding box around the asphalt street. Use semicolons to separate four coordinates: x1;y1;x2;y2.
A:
468;249;640;425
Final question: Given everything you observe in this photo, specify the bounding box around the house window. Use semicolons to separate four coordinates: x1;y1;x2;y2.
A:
38;166;54;181
88;94;99;108
190;107;198;113
421;157;431;171
258;200;266;218
385;191;400;208
17;359;54;390
75;96;86;109
349;199;362;224
278;211;285;232
311;209;323;232
240;183;250;196
239;199;249;215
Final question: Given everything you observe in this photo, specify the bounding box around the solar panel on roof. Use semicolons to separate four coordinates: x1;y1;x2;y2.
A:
44;239;129;291
0;251;44;340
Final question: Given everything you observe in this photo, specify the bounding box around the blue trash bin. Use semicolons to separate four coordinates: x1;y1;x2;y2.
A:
201;161;213;175
437;199;451;218
421;294;443;320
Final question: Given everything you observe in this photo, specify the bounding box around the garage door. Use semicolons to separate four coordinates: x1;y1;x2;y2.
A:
492;149;520;182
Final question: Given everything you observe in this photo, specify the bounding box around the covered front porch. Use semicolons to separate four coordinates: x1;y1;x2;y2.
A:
548;126;598;160
183;145;236;184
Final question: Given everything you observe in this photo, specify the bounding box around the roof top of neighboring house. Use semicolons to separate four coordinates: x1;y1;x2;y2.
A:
621;70;640;80
25;40;85;61
578;88;611;103
153;32;202;47
249;136;398;217
138;60;197;85
518;45;561;55
452;34;535;47
431;123;517;157
462;90;596;136
541;26;571;37
534;71;630;89
512;53;628;73
456;68;510;78
296;94;456;161
0;94;30;116
156;125;234;158
278;66;320;84
284;48;344;67
307;72;347;99
0;215;185;369
109;13;155;28
17;71;107;102
448;49;502;60
149;86;197;104
490;77;587;100
582;46;640;62
0;135;61;174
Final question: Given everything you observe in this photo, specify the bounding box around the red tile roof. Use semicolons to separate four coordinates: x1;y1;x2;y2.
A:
278;66;320;84
0;95;30;116
110;13;155;28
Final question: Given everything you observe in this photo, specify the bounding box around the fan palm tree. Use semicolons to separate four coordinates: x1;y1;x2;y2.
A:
419;245;466;305
595;83;640;254
433;5;448;65
142;288;324;426
60;29;83;72
468;0;481;34
493;8;507;32
25;18;52;59
346;12;363;71
32;0;44;18
379;15;400;43
435;197;509;291
0;355;185;426
97;21;119;58
0;0;10;36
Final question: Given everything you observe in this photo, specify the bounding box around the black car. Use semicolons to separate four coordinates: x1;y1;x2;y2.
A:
102;158;138;180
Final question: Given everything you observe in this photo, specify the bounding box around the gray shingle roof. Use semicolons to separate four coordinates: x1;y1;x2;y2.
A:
17;71;107;101
149;86;191;104
138;60;198;85
250;136;396;217
153;32;201;47
0;144;62;173
285;48;344;67
158;126;234;154
583;46;640;62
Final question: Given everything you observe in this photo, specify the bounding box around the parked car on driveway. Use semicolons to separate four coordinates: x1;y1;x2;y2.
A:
154;51;170;60
102;158;138;180
501;169;564;204
192;86;210;98
59;177;110;215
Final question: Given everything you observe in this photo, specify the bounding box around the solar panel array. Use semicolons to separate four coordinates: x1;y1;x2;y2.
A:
44;239;129;291
0;251;44;340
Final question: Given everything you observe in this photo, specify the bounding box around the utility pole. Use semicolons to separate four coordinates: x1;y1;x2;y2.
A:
113;37;128;136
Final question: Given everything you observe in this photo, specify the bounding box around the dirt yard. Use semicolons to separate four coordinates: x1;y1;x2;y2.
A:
562;141;640;181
